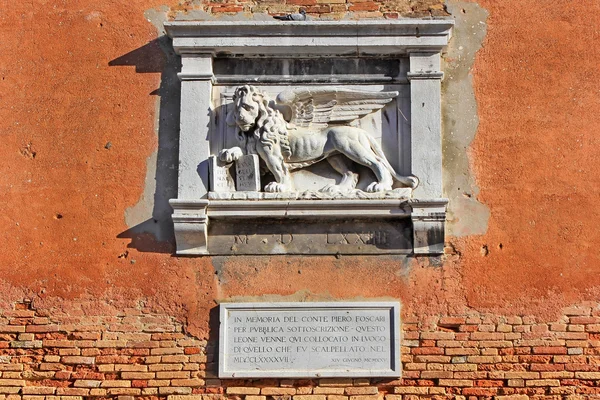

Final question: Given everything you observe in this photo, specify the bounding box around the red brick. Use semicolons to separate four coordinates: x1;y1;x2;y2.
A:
212;5;244;13
171;378;204;387
570;317;599;324
345;387;378;395
25;325;62;333
439;317;466;326
288;0;317;4
504;372;540;379
56;387;90;396
393;387;428;395
348;2;379;11
96;355;130;364
61;356;94;364
471;332;504;340
421;332;455;340
261;387;296;395
462;388;499;396
54;371;71;380
411;347;444;355
525;379;560;387
528;363;563;372
121;372;154;379
21;386;56;395
478;324;496;332
452;371;486;380
438;379;473;387
466;356;502;363
532;346;567;355
184;347;201;355
460;325;478;332
564;307;592;317
100;380;132;388
519;355;552;363
445;348;479;356
474;379;504;387
420;371;452;379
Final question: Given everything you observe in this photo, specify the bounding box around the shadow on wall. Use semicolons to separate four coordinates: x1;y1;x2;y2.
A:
109;37;181;254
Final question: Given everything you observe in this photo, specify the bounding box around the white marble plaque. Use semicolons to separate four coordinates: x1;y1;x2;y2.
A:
235;154;260;191
209;155;235;192
219;302;400;378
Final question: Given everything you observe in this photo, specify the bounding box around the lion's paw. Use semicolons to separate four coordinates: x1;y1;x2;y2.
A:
366;182;393;193
219;147;243;163
265;182;291;193
320;184;345;194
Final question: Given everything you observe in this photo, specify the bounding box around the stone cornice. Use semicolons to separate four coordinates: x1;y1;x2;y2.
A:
164;20;454;57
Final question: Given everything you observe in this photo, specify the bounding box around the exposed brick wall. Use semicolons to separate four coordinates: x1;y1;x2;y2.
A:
2;302;600;399
170;0;448;20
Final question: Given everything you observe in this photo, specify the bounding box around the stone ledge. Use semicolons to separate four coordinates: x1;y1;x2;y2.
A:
170;198;447;255
165;20;454;56
208;189;412;201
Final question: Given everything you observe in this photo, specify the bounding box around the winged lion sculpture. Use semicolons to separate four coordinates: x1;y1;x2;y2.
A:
220;85;418;193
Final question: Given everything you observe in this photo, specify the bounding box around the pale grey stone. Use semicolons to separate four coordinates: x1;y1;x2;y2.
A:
170;199;209;255
235;154;260;191
206;189;412;201
209;155;235;192
219;302;400;378
224;86;417;194
178;55;212;199
209;219;412;255
411;200;448;255
165;20;454;57
166;20;452;255
409;53;443;199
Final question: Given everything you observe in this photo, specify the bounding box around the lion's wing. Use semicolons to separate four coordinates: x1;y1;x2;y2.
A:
276;87;399;129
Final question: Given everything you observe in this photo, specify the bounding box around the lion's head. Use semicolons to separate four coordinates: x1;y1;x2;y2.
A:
227;85;264;132
226;85;291;159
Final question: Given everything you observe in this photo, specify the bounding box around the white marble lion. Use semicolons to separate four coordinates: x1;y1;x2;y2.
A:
220;85;418;193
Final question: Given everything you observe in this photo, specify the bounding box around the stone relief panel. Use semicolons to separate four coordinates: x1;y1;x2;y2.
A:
165;20;453;255
210;84;412;199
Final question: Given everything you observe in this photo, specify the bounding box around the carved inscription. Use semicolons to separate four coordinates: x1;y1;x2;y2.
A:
209;155;235;192
230;232;389;247
208;219;412;255
219;302;400;378
326;231;387;245
235;154;260;191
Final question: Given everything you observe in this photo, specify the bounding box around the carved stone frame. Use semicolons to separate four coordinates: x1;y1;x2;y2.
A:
165;20;453;255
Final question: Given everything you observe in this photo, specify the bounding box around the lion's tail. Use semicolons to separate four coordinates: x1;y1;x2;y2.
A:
366;135;419;189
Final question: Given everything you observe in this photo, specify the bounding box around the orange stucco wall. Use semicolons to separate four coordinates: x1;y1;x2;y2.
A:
1;0;599;339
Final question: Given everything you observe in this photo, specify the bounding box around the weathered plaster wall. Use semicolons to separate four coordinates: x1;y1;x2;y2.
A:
456;0;600;316
2;0;600;335
1;0;600;396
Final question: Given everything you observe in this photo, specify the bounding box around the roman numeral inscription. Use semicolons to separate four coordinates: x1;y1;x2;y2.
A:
208;220;411;255
326;231;387;245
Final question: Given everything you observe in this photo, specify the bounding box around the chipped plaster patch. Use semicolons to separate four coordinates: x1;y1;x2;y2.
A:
124;6;178;242
443;1;490;236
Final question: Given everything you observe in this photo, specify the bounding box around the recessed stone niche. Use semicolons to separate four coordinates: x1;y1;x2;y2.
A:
165;20;453;256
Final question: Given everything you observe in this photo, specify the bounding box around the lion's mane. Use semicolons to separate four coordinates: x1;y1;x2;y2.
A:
234;85;291;160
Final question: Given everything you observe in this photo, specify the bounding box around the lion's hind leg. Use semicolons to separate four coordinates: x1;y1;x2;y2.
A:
321;154;359;194
336;138;393;193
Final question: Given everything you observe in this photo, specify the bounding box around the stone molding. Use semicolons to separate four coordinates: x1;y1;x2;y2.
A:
165;20;454;57
170;198;448;255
